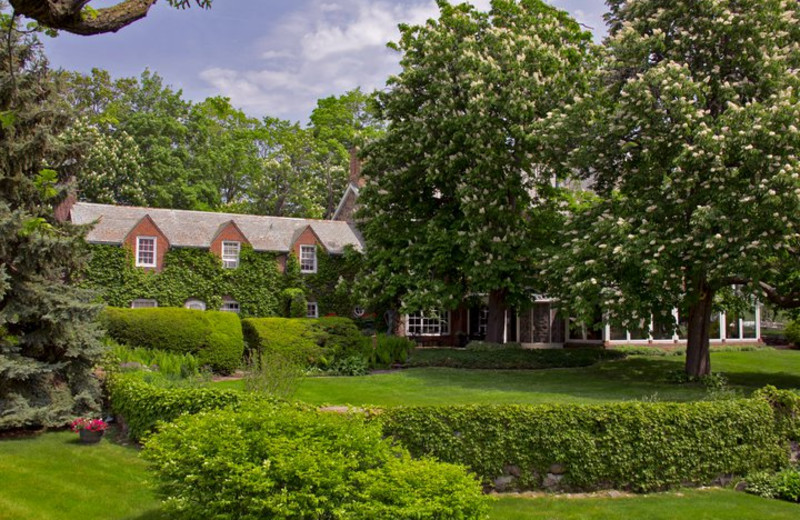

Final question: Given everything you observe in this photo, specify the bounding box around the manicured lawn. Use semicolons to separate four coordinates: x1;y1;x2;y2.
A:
0;430;165;520
490;490;800;519
2;432;798;520
215;350;800;407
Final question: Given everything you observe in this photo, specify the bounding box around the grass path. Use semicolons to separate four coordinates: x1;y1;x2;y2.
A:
215;350;800;407
1;432;798;520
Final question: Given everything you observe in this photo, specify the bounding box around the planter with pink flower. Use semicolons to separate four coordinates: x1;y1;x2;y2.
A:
71;418;108;444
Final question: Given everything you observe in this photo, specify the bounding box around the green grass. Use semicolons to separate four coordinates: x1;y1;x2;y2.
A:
490;490;800;519
2;432;798;520
215;350;800;407
0;430;165;520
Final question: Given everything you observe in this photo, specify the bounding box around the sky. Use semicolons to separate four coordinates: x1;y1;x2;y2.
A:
42;0;608;124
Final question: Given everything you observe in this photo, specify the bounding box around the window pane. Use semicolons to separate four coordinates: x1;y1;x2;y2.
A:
222;241;240;268
137;237;156;266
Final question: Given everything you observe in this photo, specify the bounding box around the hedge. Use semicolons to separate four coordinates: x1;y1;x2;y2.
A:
241;316;369;368
142;405;489;520
102;307;244;373
108;374;247;441
380;399;787;492
406;347;626;370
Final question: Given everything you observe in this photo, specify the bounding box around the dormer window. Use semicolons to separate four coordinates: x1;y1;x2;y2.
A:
136;236;156;267
300;245;317;273
222;241;241;269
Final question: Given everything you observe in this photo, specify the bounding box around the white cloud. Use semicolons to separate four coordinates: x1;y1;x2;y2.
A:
198;0;599;122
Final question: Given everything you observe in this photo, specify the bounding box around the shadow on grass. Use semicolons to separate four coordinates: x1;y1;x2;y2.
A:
123;508;168;520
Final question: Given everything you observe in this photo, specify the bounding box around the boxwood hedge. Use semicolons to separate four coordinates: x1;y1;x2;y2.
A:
406;347;626;370
380;398;788;492
102;307;244;373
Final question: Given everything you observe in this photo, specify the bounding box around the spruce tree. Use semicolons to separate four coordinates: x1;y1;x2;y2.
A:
0;11;104;429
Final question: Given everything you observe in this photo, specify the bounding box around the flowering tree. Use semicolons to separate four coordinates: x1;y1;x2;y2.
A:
543;0;800;375
359;0;596;342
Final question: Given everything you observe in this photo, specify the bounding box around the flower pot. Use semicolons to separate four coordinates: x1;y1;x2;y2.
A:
79;429;104;444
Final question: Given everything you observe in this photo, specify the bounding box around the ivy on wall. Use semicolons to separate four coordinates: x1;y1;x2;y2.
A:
83;244;363;319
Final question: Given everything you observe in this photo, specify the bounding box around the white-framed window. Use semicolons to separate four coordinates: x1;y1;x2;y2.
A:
353;306;365;318
184;299;206;311
406;310;450;336
135;236;157;267
222;241;241;269
300;245;317;273
307;301;319;318
131;299;158;309
220;299;240;313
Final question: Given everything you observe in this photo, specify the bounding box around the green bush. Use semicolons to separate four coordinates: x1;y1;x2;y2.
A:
465;341;523;351
109;343;202;379
142;405;490;520
281;288;308;318
785;321;800;346
242;316;369;369
108;374;245;441
380;399;785;492
754;386;800;442
746;467;800;502
372;334;416;368
406;347;626;370
102;307;244;373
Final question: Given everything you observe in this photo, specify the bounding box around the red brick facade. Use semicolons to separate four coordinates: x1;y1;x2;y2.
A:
123;216;170;272
209;221;250;259
292;225;326;259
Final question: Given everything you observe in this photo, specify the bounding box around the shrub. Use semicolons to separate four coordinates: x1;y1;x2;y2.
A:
785;321;800;346
142;405;489;520
243;349;305;399
241;316;369;369
465;341;523;351
380;399;785;492
754;386;800;442
372;334;416;368
108;374;245;441
281;288;308;318
102;307;244;373
746;467;800;503
109;343;202;379
406;347;626;370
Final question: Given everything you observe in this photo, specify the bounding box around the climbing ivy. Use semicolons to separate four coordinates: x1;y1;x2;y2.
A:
82;244;363;319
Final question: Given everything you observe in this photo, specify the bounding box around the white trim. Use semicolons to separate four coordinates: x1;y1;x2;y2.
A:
135;236;157;267
184;299;206;311
220;299;240;313
221;240;241;269
307;301;319;318
405;310;450;336
300;245;317;273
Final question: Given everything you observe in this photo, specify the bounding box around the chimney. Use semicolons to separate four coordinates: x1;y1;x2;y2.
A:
349;147;365;188
54;178;78;223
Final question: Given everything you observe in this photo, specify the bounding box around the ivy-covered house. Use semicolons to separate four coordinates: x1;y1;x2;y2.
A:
58;198;364;319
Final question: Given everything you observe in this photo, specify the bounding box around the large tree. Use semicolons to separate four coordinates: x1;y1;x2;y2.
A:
0;11;104;429
543;0;800;375
358;0;596;342
9;0;210;35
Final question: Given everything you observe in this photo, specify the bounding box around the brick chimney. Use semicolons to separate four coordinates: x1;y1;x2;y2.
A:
349;147;365;188
54;178;78;223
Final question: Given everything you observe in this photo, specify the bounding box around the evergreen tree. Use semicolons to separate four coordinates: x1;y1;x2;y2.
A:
0;11;104;430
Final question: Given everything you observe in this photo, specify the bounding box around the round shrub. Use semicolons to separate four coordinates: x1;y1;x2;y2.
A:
142;405;489;520
784;321;800;346
102;307;244;373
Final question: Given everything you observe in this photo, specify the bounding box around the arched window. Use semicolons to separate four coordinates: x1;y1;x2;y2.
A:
184;299;206;311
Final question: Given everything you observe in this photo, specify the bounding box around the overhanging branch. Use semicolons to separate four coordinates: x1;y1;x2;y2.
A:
722;276;800;309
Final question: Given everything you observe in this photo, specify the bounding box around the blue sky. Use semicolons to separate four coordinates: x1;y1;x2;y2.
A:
43;1;607;123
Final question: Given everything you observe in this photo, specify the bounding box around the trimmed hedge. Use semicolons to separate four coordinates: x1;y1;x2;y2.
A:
755;386;800;442
406;347;626;370
242;316;369;368
102;307;244;373
380;399;786;492
142;405;490;519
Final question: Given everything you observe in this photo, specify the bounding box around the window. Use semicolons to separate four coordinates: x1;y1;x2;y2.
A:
184;299;206;311
222;241;240;269
131;299;158;309
220;299;240;313
307;302;319;318
136;236;156;267
300;245;317;273
406;310;450;336
353;306;365;318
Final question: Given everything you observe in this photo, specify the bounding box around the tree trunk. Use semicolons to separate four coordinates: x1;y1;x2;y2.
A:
486;289;508;344
685;281;715;377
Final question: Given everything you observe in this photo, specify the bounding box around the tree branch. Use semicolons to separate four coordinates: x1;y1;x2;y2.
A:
9;0;211;36
722;276;800;309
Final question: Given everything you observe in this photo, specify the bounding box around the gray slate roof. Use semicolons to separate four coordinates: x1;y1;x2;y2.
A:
70;202;364;254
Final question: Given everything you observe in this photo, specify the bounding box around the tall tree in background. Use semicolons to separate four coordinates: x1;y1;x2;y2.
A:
543;0;800;376
358;0;596;342
0;11;104;429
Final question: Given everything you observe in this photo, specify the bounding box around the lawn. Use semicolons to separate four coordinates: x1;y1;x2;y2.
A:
215;350;800;407
1;432;798;520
